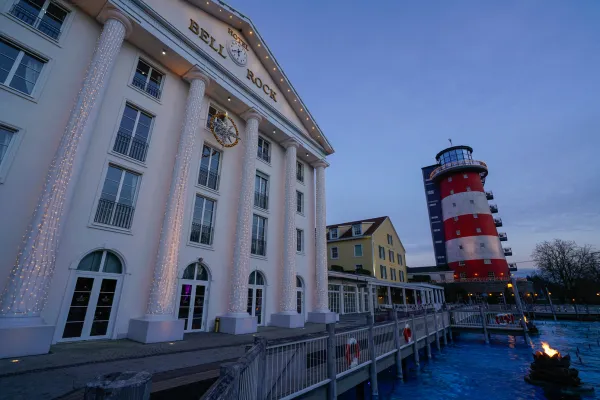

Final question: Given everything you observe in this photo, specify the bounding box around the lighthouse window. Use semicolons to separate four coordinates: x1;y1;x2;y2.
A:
447;177;452;182
460;272;467;278
456;230;460;235
463;174;468;178
466;186;471;192
484;259;492;265
480;243;485;248
473;214;478;219
488;271;495;277
450;190;454;195
452;203;456;207
459;245;463;250
454;217;458;222
459;261;465;266
476;228;482;233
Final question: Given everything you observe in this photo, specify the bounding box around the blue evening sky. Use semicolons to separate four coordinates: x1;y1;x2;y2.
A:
226;0;600;274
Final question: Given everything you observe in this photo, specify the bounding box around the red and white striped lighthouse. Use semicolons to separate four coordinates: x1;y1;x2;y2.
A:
429;146;510;280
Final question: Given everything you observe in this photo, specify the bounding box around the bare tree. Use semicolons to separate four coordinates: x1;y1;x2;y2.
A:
532;239;596;295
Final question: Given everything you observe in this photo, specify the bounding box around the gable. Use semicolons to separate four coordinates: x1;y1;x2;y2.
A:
141;0;310;137
374;217;406;253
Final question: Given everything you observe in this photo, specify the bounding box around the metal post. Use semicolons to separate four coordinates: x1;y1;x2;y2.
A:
434;310;441;351
367;316;379;399
424;308;432;359
511;277;530;342
411;313;420;369
392;310;404;381
546;286;557;321
479;306;489;344
326;323;337;399
368;284;375;323
442;310;448;346
574;303;579;320
255;337;267;399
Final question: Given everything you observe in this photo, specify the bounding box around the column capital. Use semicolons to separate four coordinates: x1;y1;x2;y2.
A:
282;139;300;149
97;5;133;38
241;108;264;123
183;65;211;86
312;159;329;169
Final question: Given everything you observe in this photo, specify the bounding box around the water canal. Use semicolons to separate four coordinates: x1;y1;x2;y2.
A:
344;321;600;399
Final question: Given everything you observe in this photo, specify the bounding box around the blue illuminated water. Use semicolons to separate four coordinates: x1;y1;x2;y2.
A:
351;321;600;399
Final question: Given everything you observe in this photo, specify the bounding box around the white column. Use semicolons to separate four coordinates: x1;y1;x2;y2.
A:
0;7;131;359
272;140;304;328
128;67;209;343
219;110;262;335
308;160;336;323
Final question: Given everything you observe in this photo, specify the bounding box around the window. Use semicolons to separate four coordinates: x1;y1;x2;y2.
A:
352;224;362;236
113;104;152;162
470;200;475;204
0;125;16;167
387;234;393;245
378;246;385;259
296;190;304;214
94;165;139;229
459;245;464;250
450;190;454;195
484;259;492;265
460;272;467;278
466;186;471;192
354;265;363;272
190;195;215;245
0;38;45;95
448;177;452;182
427;190;434;195
433;229;440;232
452;202;456;207
431;216;438;220
330;247;338;259
10;0;69;40
389;250;395;263
257;136;270;163
329;228;338;240
354;244;363;257
400;270;405;282
380;265;387;279
463;174;468;178
390;268;396;281
397;253;402;265
198;144;221;190
296;229;304;252
454;216;458;222
132;59;163;99
206;105;225;129
251;214;267;256
488;271;495;277
476;228;482;233
435;240;442;244
473;214;478;219
456;230;461;235
439;274;446;282
254;172;269;210
296;161;304;183
459;261;465;266
480;243;485;248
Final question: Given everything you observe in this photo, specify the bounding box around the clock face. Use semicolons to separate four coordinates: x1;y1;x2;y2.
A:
227;40;247;66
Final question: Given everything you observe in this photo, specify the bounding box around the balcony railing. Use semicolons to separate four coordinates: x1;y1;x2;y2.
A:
296;171;304;183
10;3;62;40
450;276;528;283
251;238;266;256
429;159;488;180
485;191;494;200
498;232;507;241
198;167;220;191
494;218;503;227
508;263;518;271
503;247;512;256
254;191;269;210
257;147;270;163
113;130;149;162
489;204;498;213
94;199;135;229
190;222;214;245
131;75;162;99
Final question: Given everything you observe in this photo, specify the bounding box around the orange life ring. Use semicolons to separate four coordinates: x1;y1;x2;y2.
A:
403;324;412;343
345;338;360;366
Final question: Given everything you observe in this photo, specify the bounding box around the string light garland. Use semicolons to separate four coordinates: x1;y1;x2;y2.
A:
209;112;240;148
146;73;209;316
314;161;330;312
0;17;128;317
280;141;299;312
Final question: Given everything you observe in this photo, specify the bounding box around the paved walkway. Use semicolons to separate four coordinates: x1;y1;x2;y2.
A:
0;320;365;400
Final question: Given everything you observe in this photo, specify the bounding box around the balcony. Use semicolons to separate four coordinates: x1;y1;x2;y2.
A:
198;167;220;191
132;75;162;99
429;159;488;181
508;263;518;272
503;247;512;256
113;130;149;162
485;191;494;200
10;2;63;40
94;199;135;229
254;191;269;210
189;222;214;245
489;204;498;213
494;218;503;227
498;232;507;241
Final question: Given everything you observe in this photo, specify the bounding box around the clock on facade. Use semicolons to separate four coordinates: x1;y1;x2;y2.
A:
227;39;247;66
210;113;240;148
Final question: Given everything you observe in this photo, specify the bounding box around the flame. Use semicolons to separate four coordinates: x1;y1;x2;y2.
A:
541;342;559;357
523;315;528;323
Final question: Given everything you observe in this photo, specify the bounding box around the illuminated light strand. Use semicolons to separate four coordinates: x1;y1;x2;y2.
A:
146;73;209;316
0;18;128;317
280;140;300;312
314;161;330;312
228;112;262;314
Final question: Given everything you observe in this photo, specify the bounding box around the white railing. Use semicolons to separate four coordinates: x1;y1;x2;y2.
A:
373;323;396;359
429;159;488;180
451;309;522;330
335;326;371;377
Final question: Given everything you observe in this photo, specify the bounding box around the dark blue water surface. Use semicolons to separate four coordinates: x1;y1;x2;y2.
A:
366;321;599;399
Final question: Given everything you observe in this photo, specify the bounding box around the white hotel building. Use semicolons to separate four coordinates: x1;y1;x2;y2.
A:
0;0;336;358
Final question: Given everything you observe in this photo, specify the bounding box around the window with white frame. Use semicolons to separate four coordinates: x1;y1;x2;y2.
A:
296;190;304;214
206;104;225;129
329;228;338;240
257;136;270;163
400;270;405;282
0;38;46;95
466;186;471;191
190;194;215;245
473;214;478;219
389;250;395;263
254;172;269;210
296;229;303;253
251;214;267;256
132;59;163;99
198;144;221;190
354;244;363;257
355;264;363;271
113;104;153;162
480;243;485;248
378;246;385;259
10;0;69;40
487;271;495;277
390;268;396;281
94;165;139;229
330;246;338;259
460;272;467;278
352;224;362;236
380;265;387;279
296;160;304;183
484;259;492;264
459;261;465;266
456;230;461;236
387;234;393;245
397;253;401;265
0;125;16;168
476;228;482;233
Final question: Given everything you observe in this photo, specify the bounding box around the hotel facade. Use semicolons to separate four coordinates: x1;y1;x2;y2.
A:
0;0;336;358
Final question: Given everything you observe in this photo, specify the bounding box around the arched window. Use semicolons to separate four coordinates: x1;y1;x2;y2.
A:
296;276;303;288
249;271;265;285
182;263;209;280
77;250;122;274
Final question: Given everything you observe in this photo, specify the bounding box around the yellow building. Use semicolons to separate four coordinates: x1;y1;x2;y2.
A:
327;216;407;282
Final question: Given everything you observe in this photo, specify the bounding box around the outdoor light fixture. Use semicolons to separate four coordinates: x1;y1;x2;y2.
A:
227;96;231;101
161;49;166;55
272;129;276;134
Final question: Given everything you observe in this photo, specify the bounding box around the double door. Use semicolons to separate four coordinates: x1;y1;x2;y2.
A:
177;282;208;332
247;286;265;325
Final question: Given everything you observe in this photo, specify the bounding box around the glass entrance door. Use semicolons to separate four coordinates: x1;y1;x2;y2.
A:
177;283;207;331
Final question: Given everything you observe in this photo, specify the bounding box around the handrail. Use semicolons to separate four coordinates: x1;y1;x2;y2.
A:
429;159;488;180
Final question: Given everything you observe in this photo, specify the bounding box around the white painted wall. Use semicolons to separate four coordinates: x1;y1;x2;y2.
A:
441;191;491;220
